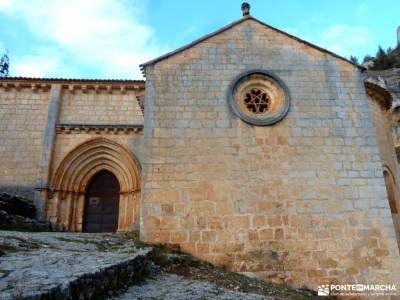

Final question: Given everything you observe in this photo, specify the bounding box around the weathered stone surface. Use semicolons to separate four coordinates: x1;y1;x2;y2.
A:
0;231;151;300
141;17;400;290
113;273;271;300
365;68;400;103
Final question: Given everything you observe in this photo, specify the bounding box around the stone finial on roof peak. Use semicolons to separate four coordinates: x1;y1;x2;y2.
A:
241;2;250;17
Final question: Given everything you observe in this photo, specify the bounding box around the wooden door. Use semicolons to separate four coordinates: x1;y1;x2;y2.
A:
83;170;120;233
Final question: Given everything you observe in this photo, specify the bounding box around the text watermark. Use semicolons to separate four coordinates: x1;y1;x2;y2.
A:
317;284;397;296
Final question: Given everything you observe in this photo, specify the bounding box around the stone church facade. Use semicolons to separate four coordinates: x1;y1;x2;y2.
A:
1;8;400;291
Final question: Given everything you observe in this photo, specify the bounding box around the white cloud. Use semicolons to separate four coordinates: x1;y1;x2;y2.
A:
318;24;374;58
0;0;15;12
271;22;374;61
10;46;72;77
280;6;376;61
13;55;61;78
0;0;166;78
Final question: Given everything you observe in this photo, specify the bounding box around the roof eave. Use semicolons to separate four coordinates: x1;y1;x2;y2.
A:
0;77;145;84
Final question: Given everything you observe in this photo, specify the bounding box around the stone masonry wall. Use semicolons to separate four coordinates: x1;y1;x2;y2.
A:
0;81;145;220
141;18;400;290
53;87;144;178
46;86;144;231
59;88;143;125
0;85;50;198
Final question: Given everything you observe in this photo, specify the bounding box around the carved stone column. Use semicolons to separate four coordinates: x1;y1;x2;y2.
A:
117;193;127;232
134;190;141;231
75;194;85;232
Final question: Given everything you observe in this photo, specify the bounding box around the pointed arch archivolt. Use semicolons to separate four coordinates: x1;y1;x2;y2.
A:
45;138;141;232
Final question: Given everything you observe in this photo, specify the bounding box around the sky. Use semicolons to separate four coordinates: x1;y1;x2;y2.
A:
0;0;399;79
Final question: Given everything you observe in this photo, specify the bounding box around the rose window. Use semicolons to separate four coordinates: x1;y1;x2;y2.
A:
228;70;290;126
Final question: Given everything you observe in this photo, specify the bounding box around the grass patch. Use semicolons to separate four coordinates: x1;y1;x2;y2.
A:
55;237;91;243
3;235;27;243
55;237;105;249
0;285;12;292
55;236;122;252
0;268;11;278
0;224;40;232
1;236;41;251
0;221;53;232
0;244;21;253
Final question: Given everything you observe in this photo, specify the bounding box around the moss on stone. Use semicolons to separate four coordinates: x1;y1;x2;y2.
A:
0;243;21;253
0;268;11;279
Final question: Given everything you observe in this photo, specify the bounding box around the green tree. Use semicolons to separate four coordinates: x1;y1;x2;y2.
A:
362;55;374;63
0;52;9;77
349;55;359;64
371;46;393;70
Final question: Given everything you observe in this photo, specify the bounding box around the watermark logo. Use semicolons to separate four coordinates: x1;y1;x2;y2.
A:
317;285;330;296
317;284;397;296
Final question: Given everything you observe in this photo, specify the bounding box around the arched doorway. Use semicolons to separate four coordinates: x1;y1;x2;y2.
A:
47;138;141;232
84;170;120;233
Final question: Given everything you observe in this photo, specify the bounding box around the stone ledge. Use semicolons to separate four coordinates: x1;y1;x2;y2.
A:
55;124;144;134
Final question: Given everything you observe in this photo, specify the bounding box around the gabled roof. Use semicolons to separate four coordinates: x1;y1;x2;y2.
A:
140;15;365;75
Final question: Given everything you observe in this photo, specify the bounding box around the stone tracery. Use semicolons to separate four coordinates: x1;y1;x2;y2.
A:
243;88;271;114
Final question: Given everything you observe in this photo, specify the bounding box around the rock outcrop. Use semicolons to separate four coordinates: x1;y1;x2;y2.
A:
0;193;50;231
365;68;400;103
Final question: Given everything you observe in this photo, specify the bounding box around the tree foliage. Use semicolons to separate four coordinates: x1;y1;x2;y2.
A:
364;44;400;70
349;55;359;64
372;46;392;70
362;55;374;63
0;52;9;77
